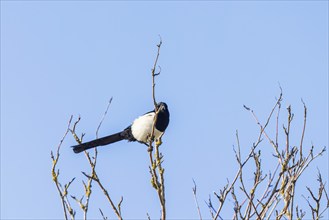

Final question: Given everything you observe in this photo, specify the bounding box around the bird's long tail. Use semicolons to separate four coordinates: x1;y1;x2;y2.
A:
72;131;124;153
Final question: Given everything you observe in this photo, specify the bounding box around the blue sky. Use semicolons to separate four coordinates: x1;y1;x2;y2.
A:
1;1;328;219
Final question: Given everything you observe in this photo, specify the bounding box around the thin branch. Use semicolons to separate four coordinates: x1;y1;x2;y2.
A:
82;172;122;220
303;170;329;219
151;36;162;109
79;98;114;219
213;131;262;220
117;196;124;216
244;91;283;155
51;115;75;220
206;195;216;218
192;179;203;220
99;208;108;220
96;97;113;138
299;99;307;161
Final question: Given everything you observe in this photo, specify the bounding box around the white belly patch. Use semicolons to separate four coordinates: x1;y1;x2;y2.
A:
131;112;163;143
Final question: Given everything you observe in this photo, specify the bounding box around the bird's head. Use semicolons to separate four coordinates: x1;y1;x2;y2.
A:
157;102;168;112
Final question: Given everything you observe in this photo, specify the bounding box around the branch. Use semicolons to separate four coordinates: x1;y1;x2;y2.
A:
99;208;108;220
213;130;263;219
303;170;329;219
96;97;113;138
51;115;76;220
82;172;122;219
192;179;203;220
151;36;162;109
148;38;166;220
299;99;307;161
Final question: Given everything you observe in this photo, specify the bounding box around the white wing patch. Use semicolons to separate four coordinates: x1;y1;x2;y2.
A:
131;112;162;143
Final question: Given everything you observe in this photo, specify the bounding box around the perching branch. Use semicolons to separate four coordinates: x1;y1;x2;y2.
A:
147;38;166;220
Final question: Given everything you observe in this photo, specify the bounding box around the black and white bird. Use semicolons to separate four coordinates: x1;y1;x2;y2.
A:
72;102;170;153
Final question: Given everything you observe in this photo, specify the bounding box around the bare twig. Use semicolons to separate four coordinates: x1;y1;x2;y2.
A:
80;98;114;219
206;195;216;218
151;36;162;109
96;97;113;138
303;170;329;219
99;208;108;220
299;99;307;161
213;130;262;219
82;172;122;219
51;115;76;220
192;179;203;220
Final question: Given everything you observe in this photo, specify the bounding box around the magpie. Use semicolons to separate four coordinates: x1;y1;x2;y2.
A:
72;102;169;153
